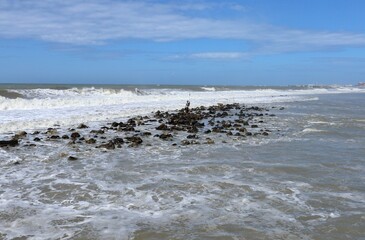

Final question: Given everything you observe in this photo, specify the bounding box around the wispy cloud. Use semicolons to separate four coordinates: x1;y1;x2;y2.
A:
169;52;249;60
1;0;365;57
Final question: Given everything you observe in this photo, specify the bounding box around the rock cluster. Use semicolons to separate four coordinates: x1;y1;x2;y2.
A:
1;102;281;161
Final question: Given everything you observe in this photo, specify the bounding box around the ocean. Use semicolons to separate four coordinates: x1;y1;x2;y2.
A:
0;84;364;239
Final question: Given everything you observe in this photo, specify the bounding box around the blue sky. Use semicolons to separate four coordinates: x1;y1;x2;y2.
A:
1;0;365;85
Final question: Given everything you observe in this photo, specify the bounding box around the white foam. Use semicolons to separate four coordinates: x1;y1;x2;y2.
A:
0;87;364;134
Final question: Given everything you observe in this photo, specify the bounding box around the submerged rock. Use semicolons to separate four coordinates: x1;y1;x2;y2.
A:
68;156;78;161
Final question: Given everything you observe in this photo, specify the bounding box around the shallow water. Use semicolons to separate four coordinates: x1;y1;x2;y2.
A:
0;89;364;239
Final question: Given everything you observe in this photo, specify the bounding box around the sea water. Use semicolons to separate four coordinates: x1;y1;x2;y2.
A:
0;85;364;239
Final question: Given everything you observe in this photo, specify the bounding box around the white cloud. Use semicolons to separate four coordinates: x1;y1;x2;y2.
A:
1;0;365;56
169;52;248;60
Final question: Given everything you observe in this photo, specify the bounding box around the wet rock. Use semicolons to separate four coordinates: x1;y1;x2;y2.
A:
156;123;169;131
113;138;124;144
49;135;60;139
34;137;41;142
78;123;89;129
204;129;211;134
32;131;40;135
262;132;269;136
61;135;70;139
181;140;190;146
97;141;115;150
68;156;78;161
0;140;19;147
125;136;143;145
111;122;119;127
46;128;58;135
85;138;96;144
279;107;285;110
90;129;104;134
204;138;215;144
141;132;152;136
159;133;173;140
187;134;198;139
70;132;81;139
13;131;27;140
119;126;135;132
251;125;259;128
238;127;247;133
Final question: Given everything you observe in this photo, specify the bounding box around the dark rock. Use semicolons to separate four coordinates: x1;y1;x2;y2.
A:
111;122;119;127
279;107;285;110
46;129;58;135
79;137;85;141
61;135;69;139
13;131;27;140
85;138;96;144
90;130;104;134
187;134;198;139
32;131;40;135
97;141;115;150
156;123;169;131
251;125;259;128
262;132;269;136
181;140;190;146
141;132;152;136
119;126;135;131
159;133;173;140
50;135;60;139
13;161;20;165
0;140;19;147
34;137;41;142
68;156;78;161
78;123;89;129
204;129;211;134
113;138;124;144
238;127;247;133
70;132;81;139
125;136;143;145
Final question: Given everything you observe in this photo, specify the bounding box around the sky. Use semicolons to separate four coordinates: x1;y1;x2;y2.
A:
1;0;365;86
